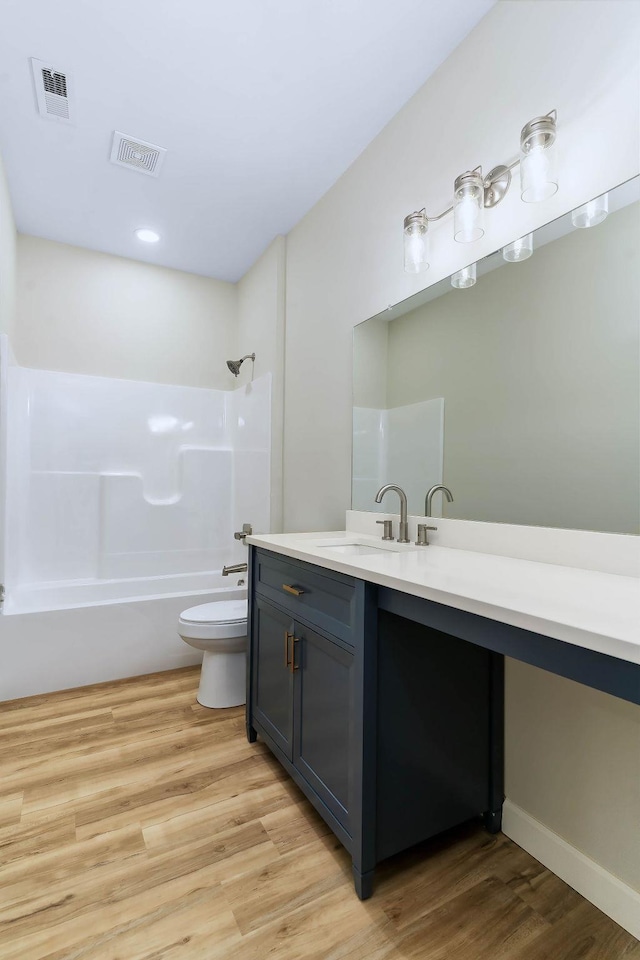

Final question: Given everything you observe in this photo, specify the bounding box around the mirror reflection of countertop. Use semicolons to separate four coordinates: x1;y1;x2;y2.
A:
246;530;640;666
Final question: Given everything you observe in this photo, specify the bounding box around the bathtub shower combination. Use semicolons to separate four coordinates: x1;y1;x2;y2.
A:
0;336;270;699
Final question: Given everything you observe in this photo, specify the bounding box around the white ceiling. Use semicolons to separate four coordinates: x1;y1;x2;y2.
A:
0;0;494;282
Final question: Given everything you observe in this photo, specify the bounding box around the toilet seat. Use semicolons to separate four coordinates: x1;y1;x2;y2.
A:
178;599;248;641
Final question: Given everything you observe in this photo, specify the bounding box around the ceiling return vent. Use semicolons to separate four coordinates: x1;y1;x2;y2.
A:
110;132;166;177
31;58;73;122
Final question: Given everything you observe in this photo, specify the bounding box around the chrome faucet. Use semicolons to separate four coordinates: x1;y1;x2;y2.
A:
425;484;454;518
375;484;410;543
222;562;248;576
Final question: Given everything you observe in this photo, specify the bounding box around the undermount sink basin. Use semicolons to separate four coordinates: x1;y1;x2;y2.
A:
309;537;413;556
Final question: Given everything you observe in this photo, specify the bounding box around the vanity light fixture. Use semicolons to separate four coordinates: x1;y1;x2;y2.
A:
451;263;476;288
403;209;429;273
520;111;558;203
134;228;160;243
502;233;533;262
403;110;557;272
571;192;609;228
453;170;485;243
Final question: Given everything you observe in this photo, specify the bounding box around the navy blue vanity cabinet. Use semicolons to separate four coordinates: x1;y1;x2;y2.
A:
247;546;503;901
250;597;295;759
292;621;354;831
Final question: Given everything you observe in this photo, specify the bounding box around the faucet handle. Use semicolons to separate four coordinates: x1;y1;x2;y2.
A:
376;520;394;541
415;523;437;546
234;523;253;542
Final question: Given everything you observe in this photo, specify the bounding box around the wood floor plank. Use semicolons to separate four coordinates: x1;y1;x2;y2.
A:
0;793;23;829
221;832;352;935
260;797;333;854
75;753;269;840
392;876;550;959
508;899;640;960
0;667;637;960
0;666;200;724
0;708;114;746
21;726;256;815
143;780;294;853
0;823;277;951
0;811;76;866
218;884;388;960
0;824;146;901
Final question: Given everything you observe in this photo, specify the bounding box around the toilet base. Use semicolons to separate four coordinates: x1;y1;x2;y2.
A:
197;649;246;708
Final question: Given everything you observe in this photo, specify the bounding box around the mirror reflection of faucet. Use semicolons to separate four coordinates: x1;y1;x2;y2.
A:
425;485;454;517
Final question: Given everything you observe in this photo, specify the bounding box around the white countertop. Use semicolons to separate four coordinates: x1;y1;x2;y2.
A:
247;530;640;666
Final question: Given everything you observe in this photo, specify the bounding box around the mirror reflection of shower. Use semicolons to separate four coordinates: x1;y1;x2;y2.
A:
226;353;256;377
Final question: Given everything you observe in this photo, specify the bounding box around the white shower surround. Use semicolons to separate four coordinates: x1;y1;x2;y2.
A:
352;398;444;513
0;338;270;698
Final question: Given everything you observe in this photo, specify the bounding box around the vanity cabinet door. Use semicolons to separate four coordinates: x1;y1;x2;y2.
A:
292;623;354;831
251;598;294;760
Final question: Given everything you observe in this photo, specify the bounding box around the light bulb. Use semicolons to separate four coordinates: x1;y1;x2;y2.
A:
454;172;484;243
520;113;558;203
403;211;429;273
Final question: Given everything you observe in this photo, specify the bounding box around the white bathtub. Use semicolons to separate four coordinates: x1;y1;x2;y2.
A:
3;570;245;616
0;572;247;701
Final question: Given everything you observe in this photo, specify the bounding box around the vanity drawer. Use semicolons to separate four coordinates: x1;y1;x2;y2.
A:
253;549;357;645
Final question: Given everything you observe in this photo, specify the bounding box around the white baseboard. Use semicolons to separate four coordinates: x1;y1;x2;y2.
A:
502;800;640;941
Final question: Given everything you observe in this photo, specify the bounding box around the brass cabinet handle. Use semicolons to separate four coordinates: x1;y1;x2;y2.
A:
290;636;300;673
282;583;304;597
284;631;292;667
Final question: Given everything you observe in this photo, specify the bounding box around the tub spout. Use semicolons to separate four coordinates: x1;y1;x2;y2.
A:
222;563;248;577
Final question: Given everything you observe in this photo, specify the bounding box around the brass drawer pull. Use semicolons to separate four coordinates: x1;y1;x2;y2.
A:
284;631;292;667
282;583;304;597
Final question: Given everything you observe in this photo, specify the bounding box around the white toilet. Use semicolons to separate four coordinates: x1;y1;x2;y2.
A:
178;599;248;708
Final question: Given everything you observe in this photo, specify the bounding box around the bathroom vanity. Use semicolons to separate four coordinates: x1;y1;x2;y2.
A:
246;528;640;899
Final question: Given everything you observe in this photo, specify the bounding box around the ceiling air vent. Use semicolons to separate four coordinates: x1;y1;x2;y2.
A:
31;58;73;123
110;132;166;178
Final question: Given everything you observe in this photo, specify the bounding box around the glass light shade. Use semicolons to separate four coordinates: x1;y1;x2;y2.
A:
572;193;609;228
451;262;476;288
453;172;484;243
502;233;533;262
520;114;558;203
403;212;429;273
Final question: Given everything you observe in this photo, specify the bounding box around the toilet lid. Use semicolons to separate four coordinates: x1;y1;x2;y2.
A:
180;599;247;625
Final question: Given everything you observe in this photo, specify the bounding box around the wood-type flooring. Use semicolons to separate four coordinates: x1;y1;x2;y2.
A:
0;666;638;960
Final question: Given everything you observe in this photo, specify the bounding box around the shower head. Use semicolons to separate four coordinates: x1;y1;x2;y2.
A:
226;353;255;377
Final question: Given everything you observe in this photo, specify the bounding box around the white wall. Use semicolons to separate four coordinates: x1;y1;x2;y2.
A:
0;154;16;343
281;0;640;914
284;0;640;533
236;236;286;532
15;235;237;388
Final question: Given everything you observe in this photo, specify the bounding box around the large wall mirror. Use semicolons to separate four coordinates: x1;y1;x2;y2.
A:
352;177;640;535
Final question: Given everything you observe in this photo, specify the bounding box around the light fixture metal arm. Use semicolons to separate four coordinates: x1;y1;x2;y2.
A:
411;109;556;226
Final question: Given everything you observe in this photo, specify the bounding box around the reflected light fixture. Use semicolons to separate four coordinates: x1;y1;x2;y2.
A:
451;263;476;288
135;228;160;243
502;233;533;262
572;192;609;228
403;110;557;272
403;210;429;273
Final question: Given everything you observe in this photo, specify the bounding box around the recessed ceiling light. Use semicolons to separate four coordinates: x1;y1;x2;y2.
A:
134;228;160;243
